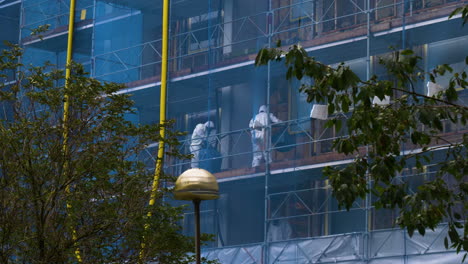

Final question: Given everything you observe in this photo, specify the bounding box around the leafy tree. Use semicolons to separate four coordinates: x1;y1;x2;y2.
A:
0;42;206;263
256;14;468;260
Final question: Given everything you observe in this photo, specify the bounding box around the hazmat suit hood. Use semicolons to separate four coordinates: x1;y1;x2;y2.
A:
204;121;215;129
259;105;267;113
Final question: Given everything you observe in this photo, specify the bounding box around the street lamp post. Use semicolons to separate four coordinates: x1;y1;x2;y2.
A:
174;168;219;264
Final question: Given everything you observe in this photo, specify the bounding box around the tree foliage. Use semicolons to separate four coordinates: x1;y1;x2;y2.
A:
0;42;206;263
256;28;468;259
450;5;468;26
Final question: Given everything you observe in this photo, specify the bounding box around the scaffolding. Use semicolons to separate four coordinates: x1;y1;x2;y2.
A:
2;0;468;262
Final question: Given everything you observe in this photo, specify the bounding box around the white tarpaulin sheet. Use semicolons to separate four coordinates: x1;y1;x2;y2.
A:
201;226;461;263
269;233;363;263
370;225;461;260
203;244;263;264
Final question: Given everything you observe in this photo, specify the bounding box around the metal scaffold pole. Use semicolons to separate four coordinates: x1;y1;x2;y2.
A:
365;0;371;262
263;0;273;262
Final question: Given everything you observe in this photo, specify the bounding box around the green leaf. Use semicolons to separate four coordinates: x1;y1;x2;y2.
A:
328;103;335;115
444;237;449;249
401;49;414;56
325;119;335;129
255;48;268;66
418;226;426;236
342;97;349;113
411;132;420;144
449;6;468;25
449;226;459;243
449;7;463;19
433;118;443;132
446;86;458;102
335;119;342;132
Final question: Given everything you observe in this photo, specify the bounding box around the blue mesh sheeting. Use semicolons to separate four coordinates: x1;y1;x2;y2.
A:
3;0;467;262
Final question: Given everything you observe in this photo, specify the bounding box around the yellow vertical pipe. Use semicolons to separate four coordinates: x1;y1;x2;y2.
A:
149;0;169;212
63;0;81;262
140;0;170;260
63;1;76;131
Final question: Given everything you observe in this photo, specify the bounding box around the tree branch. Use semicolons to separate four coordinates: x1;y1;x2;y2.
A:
391;86;468;110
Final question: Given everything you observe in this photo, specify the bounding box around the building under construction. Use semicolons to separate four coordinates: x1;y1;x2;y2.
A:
1;0;467;262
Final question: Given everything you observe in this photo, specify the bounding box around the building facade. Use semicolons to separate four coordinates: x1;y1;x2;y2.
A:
1;0;467;262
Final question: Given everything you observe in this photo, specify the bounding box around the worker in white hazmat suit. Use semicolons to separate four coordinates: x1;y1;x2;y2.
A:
249;105;281;167
190;121;216;168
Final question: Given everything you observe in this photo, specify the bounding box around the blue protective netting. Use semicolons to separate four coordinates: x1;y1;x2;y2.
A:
4;0;467;262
